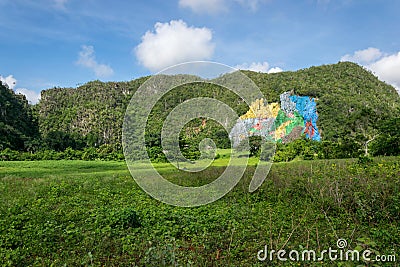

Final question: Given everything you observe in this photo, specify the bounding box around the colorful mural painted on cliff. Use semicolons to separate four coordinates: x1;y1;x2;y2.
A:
229;91;321;147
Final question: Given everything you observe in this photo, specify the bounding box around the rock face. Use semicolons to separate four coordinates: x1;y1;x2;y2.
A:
229;91;321;147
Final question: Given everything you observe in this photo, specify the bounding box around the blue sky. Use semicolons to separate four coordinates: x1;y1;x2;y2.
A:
0;0;399;103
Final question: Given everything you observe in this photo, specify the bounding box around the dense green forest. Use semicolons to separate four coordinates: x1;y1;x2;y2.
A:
0;82;39;151
1;62;399;161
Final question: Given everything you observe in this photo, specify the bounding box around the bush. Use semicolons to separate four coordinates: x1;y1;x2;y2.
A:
82;147;98;161
110;208;141;229
0;147;125;161
0;148;20;161
357;155;373;165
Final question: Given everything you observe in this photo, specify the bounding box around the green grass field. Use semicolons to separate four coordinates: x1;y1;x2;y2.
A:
0;157;399;266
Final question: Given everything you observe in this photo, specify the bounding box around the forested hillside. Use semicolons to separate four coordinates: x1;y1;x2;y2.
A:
38;62;399;147
38;78;148;150
0;82;38;150
1;62;399;160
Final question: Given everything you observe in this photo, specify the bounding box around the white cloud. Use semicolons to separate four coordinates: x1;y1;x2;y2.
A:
76;45;114;78
135;20;215;72
179;0;227;14
341;48;400;93
235;62;283;73
236;62;269;72
368;52;400;92
15;88;41;105
0;75;17;89
267;67;283;73
340;47;383;65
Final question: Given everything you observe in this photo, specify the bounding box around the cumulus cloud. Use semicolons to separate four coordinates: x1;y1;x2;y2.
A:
76;45;114;78
267;67;284;73
340;47;383;65
0;75;17;89
15;88;41;105
368;52;400;91
235;62;283;73
135;20;215;72
341;48;400;93
179;0;227;14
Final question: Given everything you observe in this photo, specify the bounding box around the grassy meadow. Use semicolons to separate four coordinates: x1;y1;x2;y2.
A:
0;156;399;266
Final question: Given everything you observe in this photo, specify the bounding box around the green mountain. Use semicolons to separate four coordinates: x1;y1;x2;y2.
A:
1;61;398;158
37;62;400;151
0;82;39;150
38;78;147;149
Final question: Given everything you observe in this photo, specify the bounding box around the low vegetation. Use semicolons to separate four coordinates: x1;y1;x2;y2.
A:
1;157;399;266
1;61;399;266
